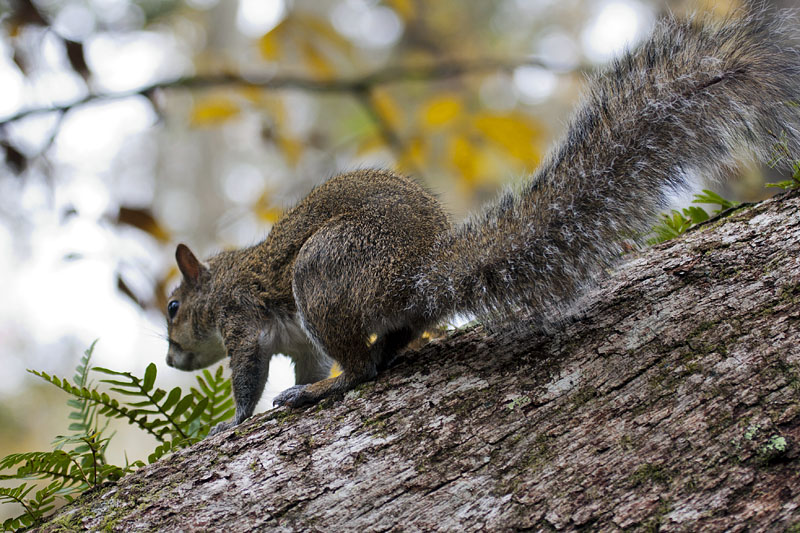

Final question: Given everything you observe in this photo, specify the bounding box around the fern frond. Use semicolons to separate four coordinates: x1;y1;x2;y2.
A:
28;369;166;442
147;438;190;464
0;480;64;531
3;349;234;528
0;483;37;530
94;363;209;441
192;365;235;437
693;189;739;214
0;451;87;487
65;340;98;438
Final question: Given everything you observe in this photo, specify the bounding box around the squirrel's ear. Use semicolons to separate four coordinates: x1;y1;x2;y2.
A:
175;243;206;285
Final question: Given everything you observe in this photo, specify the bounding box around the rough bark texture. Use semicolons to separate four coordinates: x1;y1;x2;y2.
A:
38;191;800;532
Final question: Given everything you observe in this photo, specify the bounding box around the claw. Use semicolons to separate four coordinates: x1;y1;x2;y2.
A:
273;384;311;408
208;420;235;437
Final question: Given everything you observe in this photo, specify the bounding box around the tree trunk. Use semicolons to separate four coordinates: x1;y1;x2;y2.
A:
37;191;800;532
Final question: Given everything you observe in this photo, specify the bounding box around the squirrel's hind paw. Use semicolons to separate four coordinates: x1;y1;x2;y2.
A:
273;384;314;408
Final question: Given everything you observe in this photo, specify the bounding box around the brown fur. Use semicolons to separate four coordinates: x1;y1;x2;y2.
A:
167;170;448;433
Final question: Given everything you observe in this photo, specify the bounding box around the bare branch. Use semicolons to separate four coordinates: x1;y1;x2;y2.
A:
0;58;569;127
352;86;420;175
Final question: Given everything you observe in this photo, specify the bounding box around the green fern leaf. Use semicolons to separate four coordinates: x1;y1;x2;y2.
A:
693;189;738;213
142;363;157;392
28;370;166;442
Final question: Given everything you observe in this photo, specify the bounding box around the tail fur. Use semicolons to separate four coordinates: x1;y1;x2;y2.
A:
415;7;800;324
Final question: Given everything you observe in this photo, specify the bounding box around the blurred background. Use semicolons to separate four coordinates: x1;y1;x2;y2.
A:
0;0;792;490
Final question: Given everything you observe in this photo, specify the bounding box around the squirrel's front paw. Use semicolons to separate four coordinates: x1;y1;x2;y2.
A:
273;384;312;408
207;420;235;437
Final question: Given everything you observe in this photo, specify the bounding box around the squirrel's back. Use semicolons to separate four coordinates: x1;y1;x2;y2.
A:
413;7;800;325
258;169;450;314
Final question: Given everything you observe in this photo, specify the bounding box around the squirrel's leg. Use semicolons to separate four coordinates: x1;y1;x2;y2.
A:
209;329;269;436
272;325;378;408
272;328;414;408
273;220;417;408
374;327;416;371
291;349;333;385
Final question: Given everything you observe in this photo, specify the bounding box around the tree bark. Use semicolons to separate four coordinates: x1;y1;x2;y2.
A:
37;191;800;532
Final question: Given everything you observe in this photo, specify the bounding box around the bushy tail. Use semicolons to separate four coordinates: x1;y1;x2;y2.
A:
415;7;800;324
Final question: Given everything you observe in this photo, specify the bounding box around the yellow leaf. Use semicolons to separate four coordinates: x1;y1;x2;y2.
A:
473;112;542;164
386;0;415;21
356;135;385;156
7;22;21;38
238;84;264;104
370;88;403;130
678;0;741;17
117;206;170;242
399;135;426;172
254;191;284;223
278;136;304;167
258;18;290;60
301;41;334;79
259;207;284;223
329;362;342;378
448;135;481;185
190;95;240;126
420;95;462;128
259;31;282;61
302;15;355;57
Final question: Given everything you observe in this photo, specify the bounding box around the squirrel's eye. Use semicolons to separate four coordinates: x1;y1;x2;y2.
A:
167;300;180;319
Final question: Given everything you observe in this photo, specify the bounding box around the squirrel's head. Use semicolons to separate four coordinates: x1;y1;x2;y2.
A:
165;244;226;371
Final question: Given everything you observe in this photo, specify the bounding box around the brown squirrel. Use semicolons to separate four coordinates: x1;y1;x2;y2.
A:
166;8;800;435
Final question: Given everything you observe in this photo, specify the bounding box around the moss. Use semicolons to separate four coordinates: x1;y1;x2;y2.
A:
354;382;375;394
758;283;800;319
618;434;634;451
267;408;302;425
234;422;265;437
506;395;531;411
704;406;735;436
45;510;91;532
763;359;800;393
523;433;556;472
448;393;488;418
757;434;789;465
352;451;368;467
763;252;788;275
647;368;667;390
693;215;736;237
641;499;672;533
571;385;598;409
744;425;761;441
362;412;392;437
313;396;339;412
687;320;720;338
628;463;671;487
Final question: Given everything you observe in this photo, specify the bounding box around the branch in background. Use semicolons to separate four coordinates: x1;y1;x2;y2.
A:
0;57;575;127
353;86;420;175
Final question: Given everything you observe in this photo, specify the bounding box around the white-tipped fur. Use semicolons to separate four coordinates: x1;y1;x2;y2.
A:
415;7;800;326
262;315;332;384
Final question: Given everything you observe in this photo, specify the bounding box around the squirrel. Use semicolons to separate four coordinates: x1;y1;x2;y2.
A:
165;8;800;436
